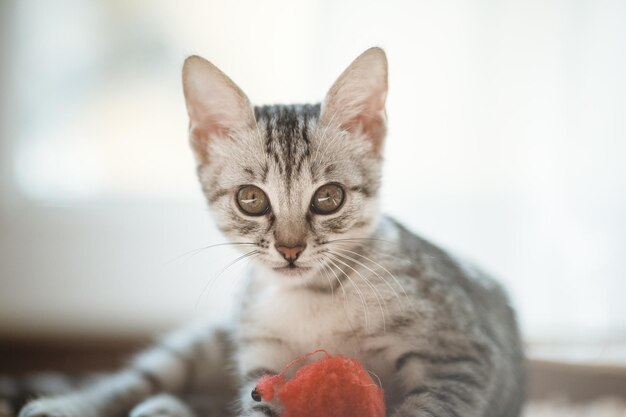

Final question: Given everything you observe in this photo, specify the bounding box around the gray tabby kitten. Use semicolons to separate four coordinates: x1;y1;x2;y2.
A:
19;48;525;417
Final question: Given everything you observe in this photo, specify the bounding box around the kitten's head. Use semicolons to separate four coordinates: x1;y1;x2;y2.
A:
182;48;388;286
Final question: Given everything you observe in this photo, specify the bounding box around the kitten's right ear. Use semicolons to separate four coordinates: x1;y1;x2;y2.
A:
320;47;388;154
182;56;255;163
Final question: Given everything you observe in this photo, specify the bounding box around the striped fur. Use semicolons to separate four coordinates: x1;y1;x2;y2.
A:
15;48;525;417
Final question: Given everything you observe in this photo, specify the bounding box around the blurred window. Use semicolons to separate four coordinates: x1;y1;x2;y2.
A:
3;0;626;348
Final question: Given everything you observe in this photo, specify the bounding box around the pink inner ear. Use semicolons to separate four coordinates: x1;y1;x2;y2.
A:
338;87;387;153
189;124;211;163
345;111;386;154
321;61;388;153
188;119;230;164
188;94;249;164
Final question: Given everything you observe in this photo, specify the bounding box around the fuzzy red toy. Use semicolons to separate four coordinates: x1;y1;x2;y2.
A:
252;350;385;417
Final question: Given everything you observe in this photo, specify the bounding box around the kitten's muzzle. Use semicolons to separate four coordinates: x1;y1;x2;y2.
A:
275;244;306;263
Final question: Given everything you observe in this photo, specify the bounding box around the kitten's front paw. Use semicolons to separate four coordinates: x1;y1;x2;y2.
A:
19;396;96;417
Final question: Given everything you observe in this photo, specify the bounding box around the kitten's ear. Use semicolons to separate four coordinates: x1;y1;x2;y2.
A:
320;47;388;153
182;55;255;163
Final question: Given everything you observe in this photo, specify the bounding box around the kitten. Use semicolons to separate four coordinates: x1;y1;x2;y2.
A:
18;48;525;417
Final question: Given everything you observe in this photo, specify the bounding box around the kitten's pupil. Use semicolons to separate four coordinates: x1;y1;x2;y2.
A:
318;193;336;205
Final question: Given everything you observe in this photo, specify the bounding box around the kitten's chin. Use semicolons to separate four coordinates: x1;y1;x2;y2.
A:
255;259;318;283
257;263;324;288
272;265;313;277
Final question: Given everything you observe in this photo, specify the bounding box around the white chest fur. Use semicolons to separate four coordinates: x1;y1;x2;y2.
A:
236;276;404;403
241;283;363;355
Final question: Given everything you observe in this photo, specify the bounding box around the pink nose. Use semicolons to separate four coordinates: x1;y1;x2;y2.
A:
276;244;306;262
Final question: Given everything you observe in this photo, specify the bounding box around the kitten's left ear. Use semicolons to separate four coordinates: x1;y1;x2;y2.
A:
182;55;255;164
320;47;388;153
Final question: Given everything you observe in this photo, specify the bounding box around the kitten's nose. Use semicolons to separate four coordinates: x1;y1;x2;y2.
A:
275;244;306;262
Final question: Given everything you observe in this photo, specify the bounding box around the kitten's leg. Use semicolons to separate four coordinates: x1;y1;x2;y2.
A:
389;339;499;417
235;339;294;417
237;380;280;417
20;323;234;417
129;394;195;417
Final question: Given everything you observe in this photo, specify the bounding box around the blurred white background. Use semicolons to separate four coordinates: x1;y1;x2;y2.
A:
1;0;625;363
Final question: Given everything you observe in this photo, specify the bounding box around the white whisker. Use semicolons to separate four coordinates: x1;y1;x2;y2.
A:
324;255;371;330
330;244;413;310
316;259;336;299
326;252;387;332
321;259;358;338
329;246;406;311
164;242;258;265
194;249;260;310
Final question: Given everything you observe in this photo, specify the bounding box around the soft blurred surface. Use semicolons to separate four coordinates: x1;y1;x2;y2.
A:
1;0;625;364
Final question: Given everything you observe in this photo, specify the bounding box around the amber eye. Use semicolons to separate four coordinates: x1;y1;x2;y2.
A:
237;185;270;216
311;183;345;215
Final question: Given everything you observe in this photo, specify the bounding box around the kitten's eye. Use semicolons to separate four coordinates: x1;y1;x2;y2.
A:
237;185;270;216
311;183;345;215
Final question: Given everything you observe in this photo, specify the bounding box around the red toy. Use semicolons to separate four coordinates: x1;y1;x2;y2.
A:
252;350;386;417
